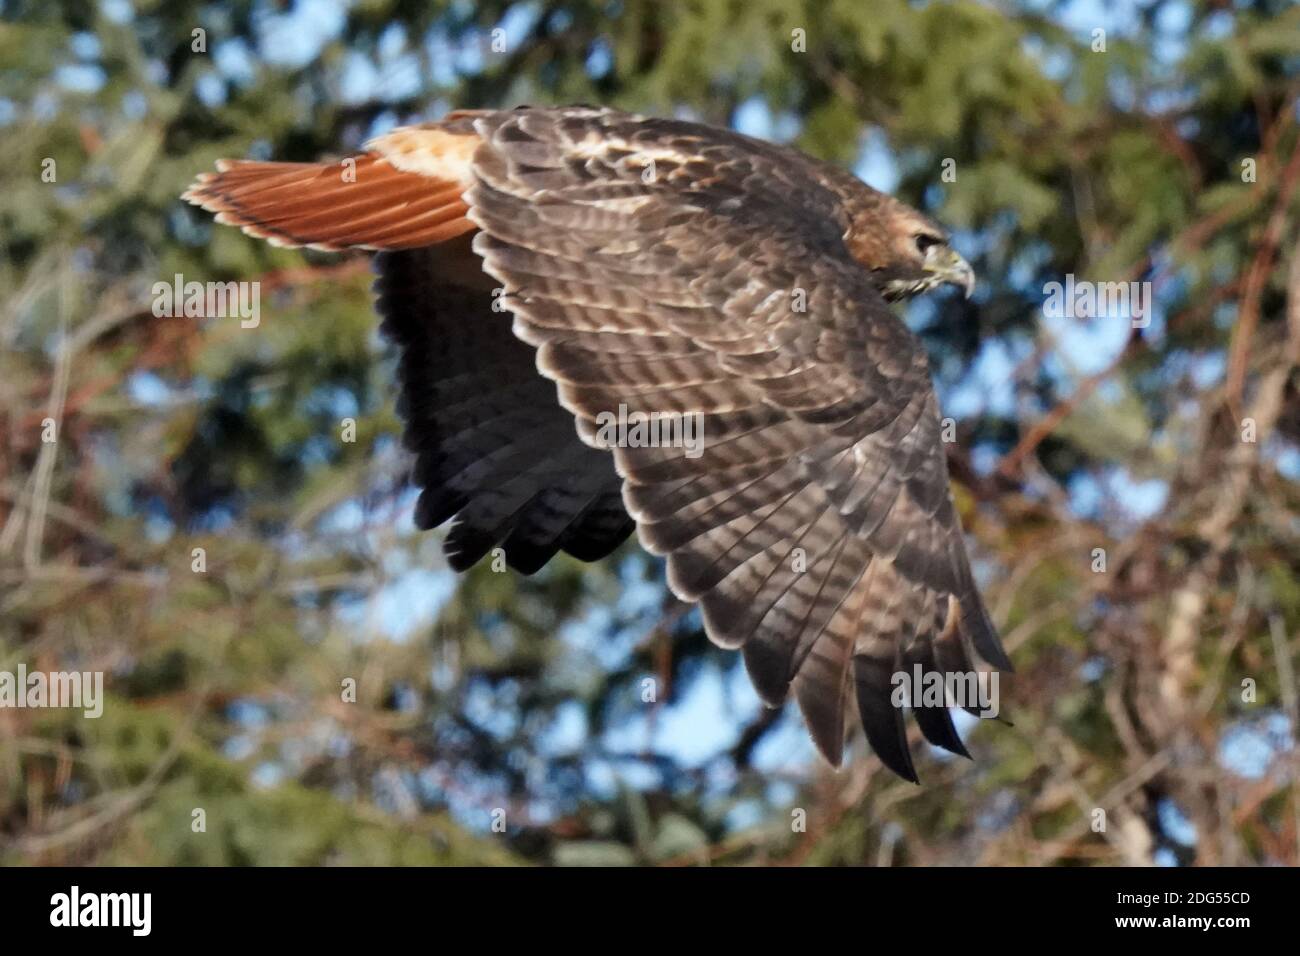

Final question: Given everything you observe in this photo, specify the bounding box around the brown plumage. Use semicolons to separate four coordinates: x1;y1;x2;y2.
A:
183;105;1008;781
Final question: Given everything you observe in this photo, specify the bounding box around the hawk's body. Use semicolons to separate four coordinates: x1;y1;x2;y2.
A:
185;106;1009;780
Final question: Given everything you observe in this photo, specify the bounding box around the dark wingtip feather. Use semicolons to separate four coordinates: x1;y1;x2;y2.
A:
740;633;796;707
960;594;1014;671
903;640;972;758
415;486;468;531
913;705;971;759
560;515;635;563
800;696;846;769
443;521;501;572
853;654;919;783
500;538;562;576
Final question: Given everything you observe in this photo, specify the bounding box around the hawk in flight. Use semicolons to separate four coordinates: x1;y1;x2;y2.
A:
184;106;1011;781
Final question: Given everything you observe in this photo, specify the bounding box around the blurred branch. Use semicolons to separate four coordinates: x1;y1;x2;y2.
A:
1267;613;1300;863
1224;107;1300;418
996;325;1141;480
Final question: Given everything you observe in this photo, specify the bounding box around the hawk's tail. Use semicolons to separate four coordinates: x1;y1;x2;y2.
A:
181;123;484;252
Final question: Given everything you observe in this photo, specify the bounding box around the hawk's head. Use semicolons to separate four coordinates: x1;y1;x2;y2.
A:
848;197;975;302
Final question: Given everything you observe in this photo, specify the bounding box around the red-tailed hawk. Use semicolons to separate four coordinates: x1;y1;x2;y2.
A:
184;105;1011;781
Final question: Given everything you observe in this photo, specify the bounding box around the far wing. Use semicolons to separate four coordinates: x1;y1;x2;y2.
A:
376;238;633;573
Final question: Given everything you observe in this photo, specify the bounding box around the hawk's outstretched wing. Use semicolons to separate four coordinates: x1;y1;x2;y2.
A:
184;106;1010;778
463;109;1010;776
375;238;633;573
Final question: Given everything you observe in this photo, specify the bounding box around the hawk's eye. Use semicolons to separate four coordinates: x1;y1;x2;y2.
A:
914;233;943;255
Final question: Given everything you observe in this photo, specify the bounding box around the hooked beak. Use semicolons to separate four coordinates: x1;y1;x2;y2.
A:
924;245;976;299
